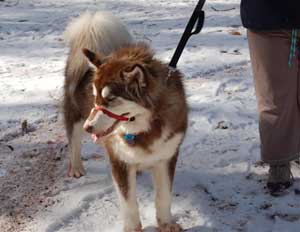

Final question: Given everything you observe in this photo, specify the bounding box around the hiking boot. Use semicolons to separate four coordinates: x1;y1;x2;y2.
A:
267;162;293;196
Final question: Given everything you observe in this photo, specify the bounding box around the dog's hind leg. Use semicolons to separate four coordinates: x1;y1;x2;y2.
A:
110;160;141;232
67;121;86;178
152;155;182;232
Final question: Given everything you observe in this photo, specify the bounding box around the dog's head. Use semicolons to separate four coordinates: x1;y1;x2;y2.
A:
82;45;158;142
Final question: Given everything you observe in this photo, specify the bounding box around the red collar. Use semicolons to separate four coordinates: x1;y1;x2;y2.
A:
94;105;134;122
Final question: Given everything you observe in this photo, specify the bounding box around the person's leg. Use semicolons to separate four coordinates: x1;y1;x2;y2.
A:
247;30;300;193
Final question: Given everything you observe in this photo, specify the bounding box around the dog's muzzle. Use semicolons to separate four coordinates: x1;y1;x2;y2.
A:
83;105;135;142
93;105;135;122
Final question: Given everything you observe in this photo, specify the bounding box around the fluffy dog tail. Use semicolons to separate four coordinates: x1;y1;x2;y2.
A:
64;11;133;106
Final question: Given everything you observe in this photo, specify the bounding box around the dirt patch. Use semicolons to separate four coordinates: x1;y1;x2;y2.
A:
0;119;68;232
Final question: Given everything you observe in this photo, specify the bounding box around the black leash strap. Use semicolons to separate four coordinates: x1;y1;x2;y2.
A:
169;0;206;68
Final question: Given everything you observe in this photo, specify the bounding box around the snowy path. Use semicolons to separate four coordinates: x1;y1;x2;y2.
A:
0;1;300;232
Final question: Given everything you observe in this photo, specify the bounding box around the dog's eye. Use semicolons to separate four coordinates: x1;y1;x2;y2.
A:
107;96;116;102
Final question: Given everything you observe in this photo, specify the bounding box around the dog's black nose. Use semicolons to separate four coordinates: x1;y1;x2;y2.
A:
84;125;93;133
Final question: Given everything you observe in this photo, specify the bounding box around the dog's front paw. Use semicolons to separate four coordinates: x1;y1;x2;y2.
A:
157;223;182;232
68;162;86;178
124;223;142;232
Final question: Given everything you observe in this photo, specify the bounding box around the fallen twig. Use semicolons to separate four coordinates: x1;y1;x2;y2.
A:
211;6;235;12
4;0;20;7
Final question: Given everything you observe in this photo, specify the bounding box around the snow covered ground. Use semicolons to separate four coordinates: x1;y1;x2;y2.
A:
0;0;299;232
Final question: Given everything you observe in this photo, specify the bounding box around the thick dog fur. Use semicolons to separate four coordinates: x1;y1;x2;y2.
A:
64;12;188;232
64;11;133;177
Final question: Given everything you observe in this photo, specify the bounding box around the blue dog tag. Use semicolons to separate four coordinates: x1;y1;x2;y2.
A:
123;133;136;145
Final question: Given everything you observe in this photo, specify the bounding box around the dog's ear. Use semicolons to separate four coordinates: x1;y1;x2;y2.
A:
82;48;102;68
122;64;147;88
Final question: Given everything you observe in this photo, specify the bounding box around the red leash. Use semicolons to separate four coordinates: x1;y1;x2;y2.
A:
94;105;134;122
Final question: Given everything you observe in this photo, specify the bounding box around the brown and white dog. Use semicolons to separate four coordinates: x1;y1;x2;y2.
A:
63;12;188;232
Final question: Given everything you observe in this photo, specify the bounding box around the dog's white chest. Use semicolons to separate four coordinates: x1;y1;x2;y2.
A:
108;129;183;166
